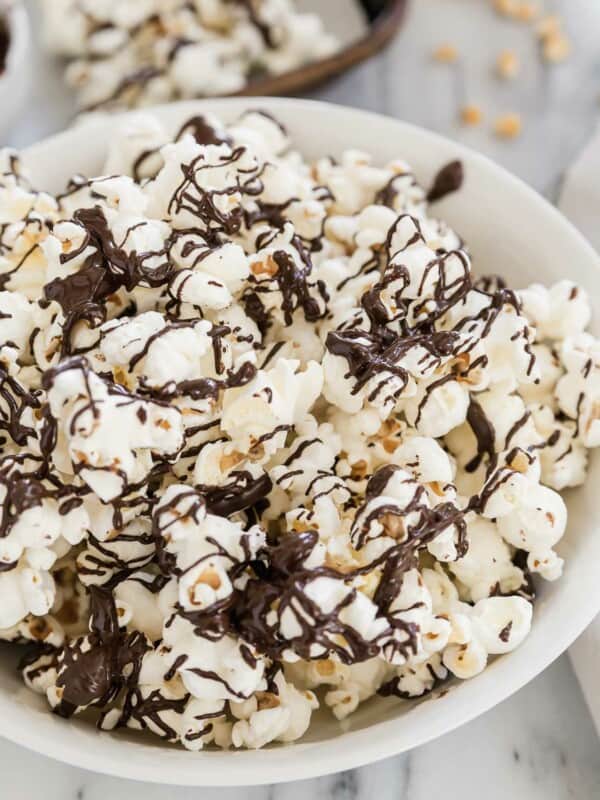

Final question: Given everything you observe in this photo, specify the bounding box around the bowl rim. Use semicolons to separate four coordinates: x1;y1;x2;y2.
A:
3;96;600;786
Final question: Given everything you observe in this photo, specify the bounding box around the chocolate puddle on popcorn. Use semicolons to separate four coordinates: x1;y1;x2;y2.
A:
0;109;595;751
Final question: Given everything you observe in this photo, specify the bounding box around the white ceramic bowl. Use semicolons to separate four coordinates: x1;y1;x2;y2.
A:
2;98;600;786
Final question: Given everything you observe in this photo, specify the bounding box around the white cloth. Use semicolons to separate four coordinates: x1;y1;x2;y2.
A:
560;126;600;736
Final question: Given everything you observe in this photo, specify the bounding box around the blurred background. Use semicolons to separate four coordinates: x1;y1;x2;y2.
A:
9;0;600;199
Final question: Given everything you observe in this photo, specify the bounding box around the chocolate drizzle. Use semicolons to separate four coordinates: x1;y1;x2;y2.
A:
325;214;531;420
54;587;148;716
86;66;162;112
44;206;173;355
465;398;496;473
198;470;273;517
427;160;464;203
234;530;386;663
176;115;232;147
168;146;262;237
0;365;41;446
232;463;467;664
243;235;328;329
102;687;191;742
270;247;327;325
132;149;160;183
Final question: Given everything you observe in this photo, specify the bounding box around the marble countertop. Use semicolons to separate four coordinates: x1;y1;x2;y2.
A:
2;0;600;797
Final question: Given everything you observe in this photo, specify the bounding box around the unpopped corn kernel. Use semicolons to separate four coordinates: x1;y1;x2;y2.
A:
542;33;571;64
496;50;520;79
536;15;562;39
494;113;523;139
460;105;484;126
433;44;459;63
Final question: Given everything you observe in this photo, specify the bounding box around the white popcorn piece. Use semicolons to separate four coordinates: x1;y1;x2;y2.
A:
46;357;184;501
231;670;319;748
401;377;470;438
221;358;323;453
519;281;591;342
0;564;55;630
164;615;267;703
449;517;526;602
497;483;567;579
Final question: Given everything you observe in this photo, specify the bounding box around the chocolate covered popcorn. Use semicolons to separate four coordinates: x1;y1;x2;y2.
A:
40;0;339;111
1;108;598;751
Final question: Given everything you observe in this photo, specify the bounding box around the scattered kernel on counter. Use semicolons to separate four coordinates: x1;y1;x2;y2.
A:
536;14;561;39
461;105;484;126
542;32;571;63
433;43;459;63
493;0;517;15
494;0;539;21
496;50;520;79
494;112;523;138
514;1;540;22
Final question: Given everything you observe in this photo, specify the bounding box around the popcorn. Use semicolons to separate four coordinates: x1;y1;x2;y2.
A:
163;616;268;703
0;564;56;630
554;334;600;448
323;658;391;717
0;613;64;649
497;484;567;579
231;670;318;748
44;357;184;502
101;679;232;752
221;358;323;453
380;653;447;700
77;520;156;588
40;1;339;111
0;109;597;751
518;343;562;408
519;281;591;342
0;291;35;365
449;517;526;602
401;376;470;438
442;595;533;679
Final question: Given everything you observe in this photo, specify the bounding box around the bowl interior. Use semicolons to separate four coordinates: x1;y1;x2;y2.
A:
4;98;600;786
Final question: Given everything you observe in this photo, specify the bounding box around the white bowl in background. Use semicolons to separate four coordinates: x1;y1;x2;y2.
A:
2;98;599;786
0;2;31;135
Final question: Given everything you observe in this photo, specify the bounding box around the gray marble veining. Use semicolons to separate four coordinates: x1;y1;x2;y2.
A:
1;1;600;798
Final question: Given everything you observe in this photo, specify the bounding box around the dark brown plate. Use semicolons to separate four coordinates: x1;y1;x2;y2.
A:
235;0;408;97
